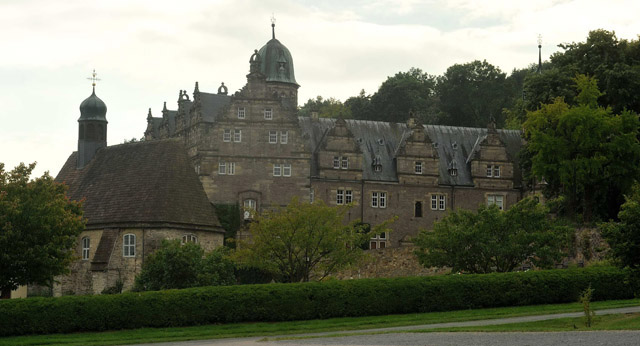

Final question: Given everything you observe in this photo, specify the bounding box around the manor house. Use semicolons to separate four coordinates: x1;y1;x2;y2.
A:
144;23;524;248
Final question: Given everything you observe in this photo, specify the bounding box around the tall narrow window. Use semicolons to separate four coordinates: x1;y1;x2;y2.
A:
336;189;345;205
273;164;282;176
244;199;257;219
341;157;349;169
264;108;273;120
81;237;90;260
234;129;242;142
415;161;423;174
493;166;501;177
228;162;235;175
269;131;278;143
218;162;226;175
333;156;340;169
237;107;245;119
486;164;493;177
283;163;292;177
280;131;288;144
345;190;353;204
223;129;231;142
379;192;387;208
439;194;446;210
123;234;136;257
371;192;379;208
414;201;423;217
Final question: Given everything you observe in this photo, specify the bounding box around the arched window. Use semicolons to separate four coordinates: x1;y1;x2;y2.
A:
414;201;423;218
123;234;136;257
182;234;198;244
81;237;90;260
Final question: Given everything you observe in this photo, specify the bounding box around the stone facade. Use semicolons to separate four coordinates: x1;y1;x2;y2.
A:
144;26;525;249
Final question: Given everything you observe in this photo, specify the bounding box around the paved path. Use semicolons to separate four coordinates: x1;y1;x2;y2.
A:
130;306;640;346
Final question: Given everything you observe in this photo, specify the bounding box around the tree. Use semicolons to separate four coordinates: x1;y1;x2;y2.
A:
133;240;235;291
600;184;640;271
414;198;570;273
234;198;393;282
437;60;509;127
523;75;640;221
344;89;373;120
298;96;351;119
0;162;84;298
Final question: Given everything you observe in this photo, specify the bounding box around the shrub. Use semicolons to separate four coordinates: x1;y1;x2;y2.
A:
0;266;634;336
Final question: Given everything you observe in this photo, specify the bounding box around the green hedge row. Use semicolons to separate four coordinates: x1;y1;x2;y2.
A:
0;266;636;336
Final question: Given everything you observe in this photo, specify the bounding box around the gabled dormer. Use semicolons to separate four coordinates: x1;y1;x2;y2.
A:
467;120;514;189
317;118;363;180
395;117;439;185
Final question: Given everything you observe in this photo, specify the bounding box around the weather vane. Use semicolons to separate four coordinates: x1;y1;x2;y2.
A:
537;34;542;47
271;13;276;39
87;69;101;87
271;13;276;25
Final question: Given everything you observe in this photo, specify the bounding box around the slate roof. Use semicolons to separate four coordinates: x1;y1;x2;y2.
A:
200;92;231;122
164;110;177;136
299;117;523;187
56;139;223;232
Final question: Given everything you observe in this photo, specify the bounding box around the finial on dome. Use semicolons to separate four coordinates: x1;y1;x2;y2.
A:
271;13;276;39
87;69;101;93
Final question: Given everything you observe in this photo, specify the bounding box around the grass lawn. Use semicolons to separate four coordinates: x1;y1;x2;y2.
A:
1;299;638;346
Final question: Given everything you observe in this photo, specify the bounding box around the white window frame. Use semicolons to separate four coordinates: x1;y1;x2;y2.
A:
264;108;273;120
415;161;423;174
237;107;245;119
81;236;90;260
431;194;446;210
269;131;278;144
494;165;501;178
283;163;291;177
123;234;136;257
223;129;231;142
345;190;353;204
488;195;504;210
280;131;288;144
234;129;242;142
371;192;387;208
182;234;198;244
336;189;345;205
273;164;282;176
333;156;340;169
218;162;226;175
244;199;257;219
228;162;235;175
370;232;387;249
341;157;349;169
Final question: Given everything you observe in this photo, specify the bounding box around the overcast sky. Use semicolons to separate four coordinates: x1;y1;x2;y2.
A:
2;0;639;178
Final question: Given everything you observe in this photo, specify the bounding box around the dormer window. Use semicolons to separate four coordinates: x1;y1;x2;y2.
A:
487;165;501;178
372;155;382;172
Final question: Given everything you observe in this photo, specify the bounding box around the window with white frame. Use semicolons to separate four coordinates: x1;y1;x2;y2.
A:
487;195;504;210
370;232;387;249
336;189;345;205
283;163;291;177
273;164;282;176
333;156;340;169
264;108;273;120
280;131;288;144
182;234;198;244
345;190;353;204
237;107;245;119
269;131;277;144
341;157;349;169
81;237;90;260
431;194;446;210
218;162;226;175
415;161;423;174
243;199;257;219
123;234;136;257
228;162;235;175
234;129;242;142
487;164;501;178
371;191;387;208
223;129;231;142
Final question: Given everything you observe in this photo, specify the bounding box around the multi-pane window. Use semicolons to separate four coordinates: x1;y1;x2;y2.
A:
264;108;273;120
237;107;245;119
345;190;353;204
336;189;345;205
283;163;291;177
280;131;288;144
223;129;231;142
273;164;282;176
228;162;235;175
234;129;242;142
487;165;501;178
182;234;198;244
341;157;349;169
333;156;340;169
371;192;387;208
123;234;136;257
415;161;423;174
370;232;386;249
269;131;278;144
431;194;446;210
81;237;90;260
333;156;349;169
336;189;352;205
218;162;226;175
244;199;256;219
487;195;504;210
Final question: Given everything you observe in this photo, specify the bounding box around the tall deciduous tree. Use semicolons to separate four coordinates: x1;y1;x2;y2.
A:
298;96;352;119
437;60;509;127
234;198;393;282
0;163;84;298
601;184;640;271
414;198;570;273
523;75;640;221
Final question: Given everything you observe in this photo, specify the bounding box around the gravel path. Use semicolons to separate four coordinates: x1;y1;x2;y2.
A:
129;306;640;346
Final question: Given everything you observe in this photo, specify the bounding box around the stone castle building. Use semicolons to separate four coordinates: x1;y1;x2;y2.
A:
144;23;524;249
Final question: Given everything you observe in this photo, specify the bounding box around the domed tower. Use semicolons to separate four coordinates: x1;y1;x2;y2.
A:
77;70;108;168
256;18;299;105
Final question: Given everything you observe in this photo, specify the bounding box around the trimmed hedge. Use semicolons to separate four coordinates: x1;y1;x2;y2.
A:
0;266;636;336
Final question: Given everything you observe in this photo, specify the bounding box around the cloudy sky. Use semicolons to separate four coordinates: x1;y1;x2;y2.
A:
2;0;639;178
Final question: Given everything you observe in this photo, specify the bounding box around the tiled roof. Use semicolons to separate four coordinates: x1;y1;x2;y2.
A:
56;139;222;232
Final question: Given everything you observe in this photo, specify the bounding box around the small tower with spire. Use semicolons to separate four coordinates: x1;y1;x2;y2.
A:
77;69;108;168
